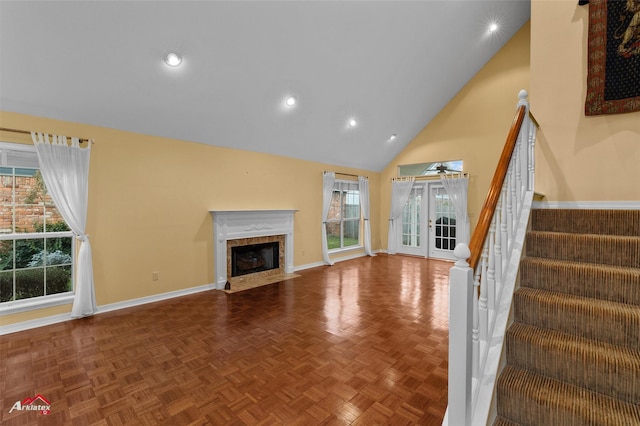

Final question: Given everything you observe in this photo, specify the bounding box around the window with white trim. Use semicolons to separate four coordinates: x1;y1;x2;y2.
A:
398;160;463;177
326;180;361;250
0;142;74;305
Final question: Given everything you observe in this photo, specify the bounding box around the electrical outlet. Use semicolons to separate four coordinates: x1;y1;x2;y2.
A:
152;272;159;281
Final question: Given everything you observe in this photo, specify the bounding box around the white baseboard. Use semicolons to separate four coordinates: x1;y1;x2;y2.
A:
294;260;325;271
330;250;371;263
2;251;386;336
0;283;215;336
96;283;216;314
294;250;381;272
0;312;72;336
533;201;640;209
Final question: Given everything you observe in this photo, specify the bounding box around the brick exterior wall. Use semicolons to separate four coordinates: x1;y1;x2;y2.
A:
326;193;342;235
0;174;65;233
326;191;360;236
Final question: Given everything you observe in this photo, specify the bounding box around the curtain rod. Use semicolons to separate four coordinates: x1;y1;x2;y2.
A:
324;171;367;179
393;172;469;181
437;172;469;178
0;127;93;144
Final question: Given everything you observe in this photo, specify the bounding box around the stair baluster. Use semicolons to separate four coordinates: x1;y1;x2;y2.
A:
444;90;535;426
479;243;489;343
472;268;480;379
487;215;497;311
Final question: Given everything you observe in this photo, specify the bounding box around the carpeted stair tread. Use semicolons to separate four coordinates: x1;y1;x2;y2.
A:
526;231;640;268
506;322;640;404
496;365;640;426
495;208;640;426
493;416;520;426
531;209;640;236
519;257;640;306
513;287;640;349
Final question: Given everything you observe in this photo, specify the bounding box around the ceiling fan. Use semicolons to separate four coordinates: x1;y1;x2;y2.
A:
436;163;462;174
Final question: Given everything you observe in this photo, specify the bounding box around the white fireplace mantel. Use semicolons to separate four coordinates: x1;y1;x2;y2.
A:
210;210;297;289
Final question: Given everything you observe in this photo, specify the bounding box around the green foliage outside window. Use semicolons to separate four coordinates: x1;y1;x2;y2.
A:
0;266;72;302
0;220;73;303
23;170;47;204
327;235;359;249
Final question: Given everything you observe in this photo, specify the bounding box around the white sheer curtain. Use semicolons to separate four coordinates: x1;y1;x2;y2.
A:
387;177;415;254
321;171;336;265
31;132;95;318
440;173;470;246
358;176;374;256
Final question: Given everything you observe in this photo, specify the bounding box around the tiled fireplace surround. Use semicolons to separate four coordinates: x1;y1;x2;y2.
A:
210;210;296;290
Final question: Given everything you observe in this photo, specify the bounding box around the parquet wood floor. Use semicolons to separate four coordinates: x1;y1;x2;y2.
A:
0;254;451;425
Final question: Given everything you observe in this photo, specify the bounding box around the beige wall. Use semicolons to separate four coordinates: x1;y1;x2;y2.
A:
378;22;531;245
12;1;638;328
0;112;380;325
531;1;640;201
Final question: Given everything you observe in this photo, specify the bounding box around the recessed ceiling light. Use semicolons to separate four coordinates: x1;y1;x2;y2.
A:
348;118;358;128
489;23;498;33
285;96;297;107
388;134;397;142
164;52;182;67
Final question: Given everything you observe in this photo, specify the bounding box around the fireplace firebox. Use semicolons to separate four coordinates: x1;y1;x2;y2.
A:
231;242;280;277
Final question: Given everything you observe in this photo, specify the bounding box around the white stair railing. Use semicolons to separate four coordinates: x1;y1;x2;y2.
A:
443;90;537;426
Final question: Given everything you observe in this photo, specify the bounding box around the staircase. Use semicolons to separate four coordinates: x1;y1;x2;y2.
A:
494;209;640;425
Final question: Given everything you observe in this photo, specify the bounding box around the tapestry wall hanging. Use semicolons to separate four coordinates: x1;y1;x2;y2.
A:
585;0;640;115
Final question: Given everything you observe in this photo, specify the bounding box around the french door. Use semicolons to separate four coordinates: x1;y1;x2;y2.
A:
397;185;425;256
396;182;457;260
428;185;457;260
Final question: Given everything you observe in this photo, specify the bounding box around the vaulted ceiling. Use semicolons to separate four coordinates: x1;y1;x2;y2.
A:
0;1;530;171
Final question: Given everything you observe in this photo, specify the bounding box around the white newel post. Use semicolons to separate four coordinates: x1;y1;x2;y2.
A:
449;243;474;426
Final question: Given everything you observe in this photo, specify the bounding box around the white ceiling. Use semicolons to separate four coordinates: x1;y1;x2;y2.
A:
0;1;530;172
